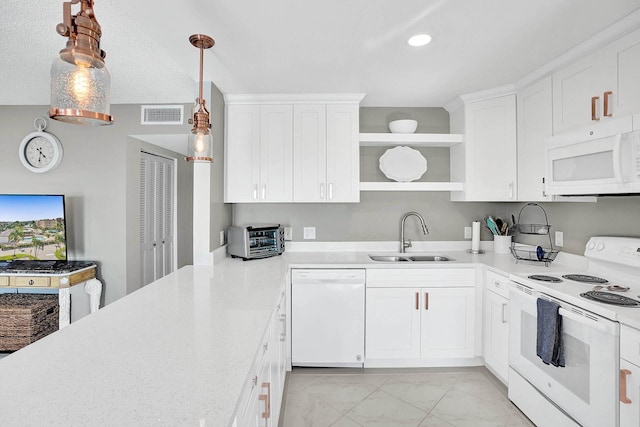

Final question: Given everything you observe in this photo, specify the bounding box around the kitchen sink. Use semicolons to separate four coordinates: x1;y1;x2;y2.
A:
369;256;411;262
369;255;454;262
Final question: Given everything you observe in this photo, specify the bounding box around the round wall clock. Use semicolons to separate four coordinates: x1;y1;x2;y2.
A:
19;117;63;173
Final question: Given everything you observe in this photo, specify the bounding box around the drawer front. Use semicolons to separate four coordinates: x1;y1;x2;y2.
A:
11;277;51;287
485;269;510;299
0;277;8;287
621;325;640;366
366;268;476;288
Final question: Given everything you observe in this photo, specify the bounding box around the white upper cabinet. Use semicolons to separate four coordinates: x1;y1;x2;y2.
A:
553;28;640;133
224;103;293;203
449;94;517;201
225;94;363;203
517;76;553;202
293;104;360;202
325;104;360;202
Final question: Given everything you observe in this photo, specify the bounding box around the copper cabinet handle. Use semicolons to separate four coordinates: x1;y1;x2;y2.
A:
425;292;429;310
591;96;600;121
259;382;271;418
621;369;632;404
415;292;419;310
603;91;613;117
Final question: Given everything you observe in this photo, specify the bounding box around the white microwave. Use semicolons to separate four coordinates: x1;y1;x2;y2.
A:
545;116;640;196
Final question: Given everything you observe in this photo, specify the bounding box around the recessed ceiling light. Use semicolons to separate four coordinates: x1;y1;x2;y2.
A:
408;34;432;47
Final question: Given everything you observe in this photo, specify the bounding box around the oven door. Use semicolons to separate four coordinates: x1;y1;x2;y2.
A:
509;282;619;427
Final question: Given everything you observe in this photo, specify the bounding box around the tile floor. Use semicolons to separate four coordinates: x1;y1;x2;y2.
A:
279;367;534;427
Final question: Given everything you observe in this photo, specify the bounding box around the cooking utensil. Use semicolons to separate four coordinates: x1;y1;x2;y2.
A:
495;218;504;234
501;222;508;235
485;217;499;235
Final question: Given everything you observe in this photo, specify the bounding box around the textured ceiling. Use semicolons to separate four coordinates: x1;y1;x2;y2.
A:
1;0;640;107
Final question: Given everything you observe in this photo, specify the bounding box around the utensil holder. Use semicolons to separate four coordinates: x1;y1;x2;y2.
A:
494;235;512;254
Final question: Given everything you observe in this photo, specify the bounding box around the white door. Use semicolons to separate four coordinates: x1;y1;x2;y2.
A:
224;104;261;202
464;95;517;201
483;289;509;382
620;358;640;427
552;51;609;133
420;287;475;358
603;27;640;118
260;105;293;202
140;152;175;286
365;287;421;359
517;76;553;201
326;104;360;202
293;104;327;202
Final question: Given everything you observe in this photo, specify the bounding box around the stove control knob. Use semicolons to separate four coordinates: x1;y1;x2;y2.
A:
60;276;69;286
587;241;596;251
596;242;605;251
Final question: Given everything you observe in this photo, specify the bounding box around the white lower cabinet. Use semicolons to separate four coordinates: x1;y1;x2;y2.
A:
620;324;640;427
483;269;510;384
234;289;286;427
365;268;477;366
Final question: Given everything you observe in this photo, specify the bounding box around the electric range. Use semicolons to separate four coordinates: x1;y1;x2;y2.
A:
510;236;640;321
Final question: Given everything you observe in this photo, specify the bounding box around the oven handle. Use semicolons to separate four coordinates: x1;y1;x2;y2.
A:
558;307;610;333
612;133;623;182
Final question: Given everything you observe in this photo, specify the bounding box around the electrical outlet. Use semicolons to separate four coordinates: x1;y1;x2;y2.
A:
303;227;316;240
464;226;472;239
284;227;293;241
219;230;225;246
555;231;564;247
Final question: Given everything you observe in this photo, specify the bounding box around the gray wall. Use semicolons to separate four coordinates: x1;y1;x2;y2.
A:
233;107;640;255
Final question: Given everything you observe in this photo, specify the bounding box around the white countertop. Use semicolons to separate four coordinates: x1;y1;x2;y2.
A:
0;246;588;425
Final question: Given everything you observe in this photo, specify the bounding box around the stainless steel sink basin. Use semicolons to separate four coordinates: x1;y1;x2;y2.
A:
368;255;454;262
369;255;411;262
408;255;453;262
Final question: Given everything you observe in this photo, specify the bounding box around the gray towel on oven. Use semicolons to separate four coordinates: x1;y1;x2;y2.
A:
536;298;565;367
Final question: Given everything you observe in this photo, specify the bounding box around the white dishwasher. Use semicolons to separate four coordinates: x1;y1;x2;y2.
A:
291;269;365;367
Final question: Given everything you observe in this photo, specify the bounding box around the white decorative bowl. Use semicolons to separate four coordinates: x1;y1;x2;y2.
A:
388;119;418;133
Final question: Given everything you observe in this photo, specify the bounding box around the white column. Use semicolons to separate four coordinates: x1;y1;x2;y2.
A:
193;162;213;265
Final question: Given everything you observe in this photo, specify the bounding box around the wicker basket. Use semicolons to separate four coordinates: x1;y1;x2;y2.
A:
0;294;59;351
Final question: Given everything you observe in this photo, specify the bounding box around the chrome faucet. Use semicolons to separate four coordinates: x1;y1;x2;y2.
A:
400;212;429;253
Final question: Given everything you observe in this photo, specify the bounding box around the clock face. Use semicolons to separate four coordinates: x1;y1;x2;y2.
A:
19;131;63;173
24;136;55;168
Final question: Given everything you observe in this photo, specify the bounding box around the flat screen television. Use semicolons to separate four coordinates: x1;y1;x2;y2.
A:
0;194;67;261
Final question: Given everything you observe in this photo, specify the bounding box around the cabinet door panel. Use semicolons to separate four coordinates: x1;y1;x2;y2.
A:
326;104;360;202
607;28;640;117
293;104;327;202
260;105;293;202
517;77;553;202
225;104;261;202
464;96;517;201
552;52;608;133
421;287;475;358
484;290;509;383
366;288;420;359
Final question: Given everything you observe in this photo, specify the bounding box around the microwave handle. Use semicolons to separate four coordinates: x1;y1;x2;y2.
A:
613;134;623;182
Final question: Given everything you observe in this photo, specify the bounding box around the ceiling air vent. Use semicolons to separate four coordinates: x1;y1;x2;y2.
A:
141;105;184;125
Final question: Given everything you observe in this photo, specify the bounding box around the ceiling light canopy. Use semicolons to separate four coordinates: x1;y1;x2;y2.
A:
407;34;432;47
186;34;215;163
50;0;112;125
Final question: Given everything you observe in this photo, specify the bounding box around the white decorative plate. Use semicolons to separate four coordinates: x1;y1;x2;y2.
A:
379;146;427;182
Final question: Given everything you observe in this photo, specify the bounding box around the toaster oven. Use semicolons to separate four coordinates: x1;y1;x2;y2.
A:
227;224;285;260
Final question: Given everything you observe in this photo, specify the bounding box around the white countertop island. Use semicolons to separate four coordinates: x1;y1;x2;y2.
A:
0;246;581;426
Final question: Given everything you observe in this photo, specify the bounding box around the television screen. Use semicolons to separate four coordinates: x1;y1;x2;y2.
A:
0;194;67;261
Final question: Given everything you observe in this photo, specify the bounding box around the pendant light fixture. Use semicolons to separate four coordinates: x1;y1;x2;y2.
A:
50;0;113;125
186;34;215;162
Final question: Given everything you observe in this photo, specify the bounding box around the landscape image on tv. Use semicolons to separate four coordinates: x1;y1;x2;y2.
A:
0;195;66;261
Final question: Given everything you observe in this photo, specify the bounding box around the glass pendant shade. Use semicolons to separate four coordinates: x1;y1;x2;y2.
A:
187;128;213;162
50;57;112;125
